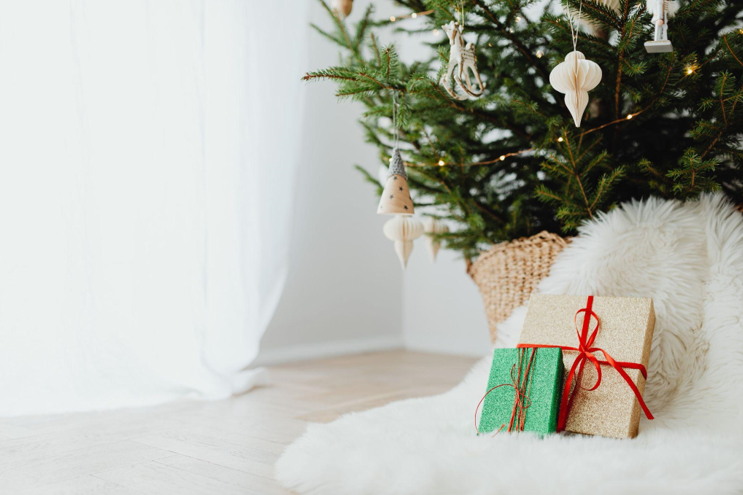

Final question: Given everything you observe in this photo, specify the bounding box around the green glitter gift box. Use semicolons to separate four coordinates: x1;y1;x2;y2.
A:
477;347;564;435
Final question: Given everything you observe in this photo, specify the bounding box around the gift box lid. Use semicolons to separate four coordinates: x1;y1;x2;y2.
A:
519;294;655;367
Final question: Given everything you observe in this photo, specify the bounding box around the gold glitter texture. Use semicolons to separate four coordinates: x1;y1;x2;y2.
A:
519;294;655;439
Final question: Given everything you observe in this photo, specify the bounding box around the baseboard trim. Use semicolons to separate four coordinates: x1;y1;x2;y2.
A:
253;335;404;366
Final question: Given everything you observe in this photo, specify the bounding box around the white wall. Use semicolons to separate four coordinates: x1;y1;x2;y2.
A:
256;0;492;364
255;0;403;365
402;250;492;357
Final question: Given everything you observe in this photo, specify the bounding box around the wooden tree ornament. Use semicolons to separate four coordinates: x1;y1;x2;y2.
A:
377;148;414;215
645;0;679;53
441;21;485;100
331;0;353;19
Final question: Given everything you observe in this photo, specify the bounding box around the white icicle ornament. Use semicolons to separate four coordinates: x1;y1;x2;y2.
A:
383;215;423;269
549;51;602;128
423;217;449;262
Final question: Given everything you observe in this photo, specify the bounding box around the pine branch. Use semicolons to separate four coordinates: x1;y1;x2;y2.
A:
306;0;743;254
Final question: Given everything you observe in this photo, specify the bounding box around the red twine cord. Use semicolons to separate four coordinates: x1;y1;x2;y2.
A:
517;295;653;432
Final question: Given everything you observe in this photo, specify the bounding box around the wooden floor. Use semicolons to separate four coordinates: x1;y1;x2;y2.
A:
0;350;477;494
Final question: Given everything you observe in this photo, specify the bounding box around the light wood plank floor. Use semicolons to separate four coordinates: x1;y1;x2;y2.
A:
0;350;477;494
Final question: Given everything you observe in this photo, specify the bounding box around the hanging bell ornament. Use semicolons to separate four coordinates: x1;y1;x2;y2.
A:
549;51;602;128
377;148;414;215
423;218;449;262
644;0;679;53
383;215;424;269
331;0;353;19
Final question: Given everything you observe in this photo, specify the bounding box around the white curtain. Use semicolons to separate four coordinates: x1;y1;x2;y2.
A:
0;0;307;416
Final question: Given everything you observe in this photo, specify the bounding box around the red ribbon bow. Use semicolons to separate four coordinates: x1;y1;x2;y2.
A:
517;295;653;432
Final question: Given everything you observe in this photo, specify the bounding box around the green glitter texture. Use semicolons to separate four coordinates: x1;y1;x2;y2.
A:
478;348;564;435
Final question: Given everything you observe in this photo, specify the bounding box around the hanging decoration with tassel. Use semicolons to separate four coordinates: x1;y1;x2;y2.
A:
549;0;602;128
377;95;422;268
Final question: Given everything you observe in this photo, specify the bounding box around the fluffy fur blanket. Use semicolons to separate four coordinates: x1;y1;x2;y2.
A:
276;195;743;495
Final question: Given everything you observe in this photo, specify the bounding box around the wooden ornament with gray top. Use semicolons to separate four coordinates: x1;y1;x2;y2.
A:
377;148;414;215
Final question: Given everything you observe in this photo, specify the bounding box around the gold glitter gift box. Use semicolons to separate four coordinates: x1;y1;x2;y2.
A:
519;294;656;439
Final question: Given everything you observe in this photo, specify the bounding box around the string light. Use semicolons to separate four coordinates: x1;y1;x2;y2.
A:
390;15;396;22
626;114;633;120
685;65;696;75
412;13;417;18
557;137;564;142
438;159;445;166
515;16;522;22
536;50;544;58
499;155;506;161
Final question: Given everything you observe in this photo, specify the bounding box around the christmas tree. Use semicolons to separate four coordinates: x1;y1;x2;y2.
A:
304;0;743;260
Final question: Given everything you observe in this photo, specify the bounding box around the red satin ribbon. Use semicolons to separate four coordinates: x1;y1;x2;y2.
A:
517;295;653;432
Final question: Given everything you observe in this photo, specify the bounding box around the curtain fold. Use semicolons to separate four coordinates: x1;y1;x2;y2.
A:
0;0;307;415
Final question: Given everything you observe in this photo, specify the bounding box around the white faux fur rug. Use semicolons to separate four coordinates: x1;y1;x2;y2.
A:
276;194;743;495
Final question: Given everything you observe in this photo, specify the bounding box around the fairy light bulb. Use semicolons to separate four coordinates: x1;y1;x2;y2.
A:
626;114;633;120
499;155;505;161
557;137;564;142
536;50;544;58
412;12;417;18
515;15;522;22
390;15;396;22
438;159;445;166
685;66;694;75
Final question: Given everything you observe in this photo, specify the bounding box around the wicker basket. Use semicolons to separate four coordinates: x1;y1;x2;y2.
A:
467;231;569;343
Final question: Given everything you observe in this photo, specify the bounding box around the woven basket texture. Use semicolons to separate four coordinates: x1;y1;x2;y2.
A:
468;231;569;343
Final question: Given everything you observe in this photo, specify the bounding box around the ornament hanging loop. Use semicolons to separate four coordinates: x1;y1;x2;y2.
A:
565;0;584;53
392;93;400;148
